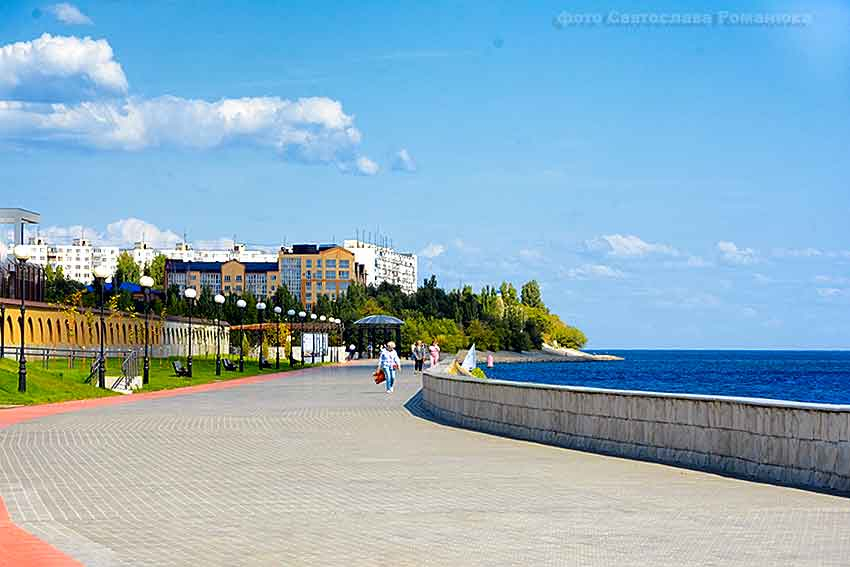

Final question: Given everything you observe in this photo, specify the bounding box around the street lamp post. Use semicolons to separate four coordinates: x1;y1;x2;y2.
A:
184;288;196;377
93;264;110;389
273;306;282;369
298;311;306;367
256;302;266;369
236;299;247;371
13;245;31;393
319;315;327;363
1;303;6;361
287;309;296;367
214;294;225;376
140;275;154;385
310;313;317;364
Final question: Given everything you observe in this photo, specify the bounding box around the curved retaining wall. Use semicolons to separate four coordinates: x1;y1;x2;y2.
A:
421;370;850;494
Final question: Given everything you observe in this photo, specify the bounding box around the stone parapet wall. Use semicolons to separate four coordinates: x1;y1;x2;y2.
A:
421;370;850;494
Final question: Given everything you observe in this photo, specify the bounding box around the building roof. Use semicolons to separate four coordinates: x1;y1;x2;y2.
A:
165;260;278;272
353;314;405;327
289;243;341;255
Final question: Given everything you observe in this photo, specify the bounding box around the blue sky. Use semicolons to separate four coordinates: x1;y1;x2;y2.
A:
1;0;849;348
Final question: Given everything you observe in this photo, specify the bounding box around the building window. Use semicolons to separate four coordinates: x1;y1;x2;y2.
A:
271;275;277;281
339;271;350;279
326;270;336;279
224;275;231;281
315;281;322;290
225;285;231;291
326;259;336;268
305;271;312;280
235;275;242;281
236;285;242;292
191;274;197;280
306;259;312;268
306;282;312;290
317;259;322;268
315;271;322;280
339;260;350;268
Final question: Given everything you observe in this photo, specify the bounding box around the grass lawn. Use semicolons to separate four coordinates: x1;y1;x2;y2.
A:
0;354;311;407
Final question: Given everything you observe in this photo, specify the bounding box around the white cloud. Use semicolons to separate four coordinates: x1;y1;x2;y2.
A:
391;148;416;172
0;34;126;101
354;156;379;176
48;3;93;25
0;35;383;174
772;247;823;258
518;248;542;261
686;255;711;267
816;288;844;298
587;234;678;258
814;275;850;285
419;243;445;258
717;241;758;265
104;218;181;248
564;264;625;280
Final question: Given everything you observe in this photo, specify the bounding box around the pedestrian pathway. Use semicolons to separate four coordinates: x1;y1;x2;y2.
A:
0;363;848;566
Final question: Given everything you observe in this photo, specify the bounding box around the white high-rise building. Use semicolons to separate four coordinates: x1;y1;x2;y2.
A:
152;241;277;264
28;237;119;284
343;239;417;294
129;240;159;270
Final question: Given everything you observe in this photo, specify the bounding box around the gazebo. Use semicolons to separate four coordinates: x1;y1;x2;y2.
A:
353;315;404;358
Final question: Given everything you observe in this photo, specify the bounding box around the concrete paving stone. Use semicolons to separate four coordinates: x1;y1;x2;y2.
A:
1;365;849;566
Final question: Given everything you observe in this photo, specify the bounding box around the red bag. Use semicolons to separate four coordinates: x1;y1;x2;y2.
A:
373;369;386;384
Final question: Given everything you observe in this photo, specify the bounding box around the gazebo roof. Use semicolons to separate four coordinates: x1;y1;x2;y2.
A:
353;314;404;327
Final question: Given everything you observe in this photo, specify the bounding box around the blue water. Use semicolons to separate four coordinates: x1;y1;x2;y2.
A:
481;350;850;405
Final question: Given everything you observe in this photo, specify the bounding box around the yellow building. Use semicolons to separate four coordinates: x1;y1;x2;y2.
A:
165;260;280;297
279;244;365;308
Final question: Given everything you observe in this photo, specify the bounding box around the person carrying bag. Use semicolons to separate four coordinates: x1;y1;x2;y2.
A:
376;341;401;393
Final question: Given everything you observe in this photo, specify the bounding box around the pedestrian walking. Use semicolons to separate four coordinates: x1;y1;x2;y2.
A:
412;340;426;372
428;340;441;368
378;341;401;393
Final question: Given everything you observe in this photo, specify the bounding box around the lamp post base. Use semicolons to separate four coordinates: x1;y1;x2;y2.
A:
143;358;150;385
187;356;193;378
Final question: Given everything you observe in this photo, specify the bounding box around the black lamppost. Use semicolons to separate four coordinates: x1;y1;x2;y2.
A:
214;293;225;376
93;264;110;389
237;299;247;371
184;287;197;377
319;315;327;363
0;302;6;361
287;308;296;367
309;312;317;364
298;310;306;367
140;275;154;385
273;305;282;369
256;301;266;369
13;245;31;392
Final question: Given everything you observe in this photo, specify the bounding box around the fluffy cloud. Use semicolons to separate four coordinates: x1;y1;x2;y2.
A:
419;243;445;258
816;288;844;298
0;35;381;173
717;241;758;265
0;34;126;101
391;148;416;172
354;156;379;176
587;234;678;258
48;3;93;25
104;218;181;248
564;264;625;280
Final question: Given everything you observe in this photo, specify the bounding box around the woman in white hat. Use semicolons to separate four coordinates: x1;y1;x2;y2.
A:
377;341;401;393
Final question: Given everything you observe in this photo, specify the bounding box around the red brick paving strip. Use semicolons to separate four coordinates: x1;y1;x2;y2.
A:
0;367;314;566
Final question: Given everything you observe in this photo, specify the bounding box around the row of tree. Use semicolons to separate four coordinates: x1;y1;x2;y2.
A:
45;252;588;353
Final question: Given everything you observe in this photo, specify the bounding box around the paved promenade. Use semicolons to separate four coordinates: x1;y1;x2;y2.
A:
1;363;849;566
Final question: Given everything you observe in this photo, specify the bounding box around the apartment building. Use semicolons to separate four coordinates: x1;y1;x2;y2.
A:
26;236;119;284
165;259;280;297
279;244;365;308
343;239;417;294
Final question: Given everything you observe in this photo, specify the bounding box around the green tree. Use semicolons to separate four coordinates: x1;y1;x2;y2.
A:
520;280;544;310
115;251;141;284
499;281;519;306
43;264;85;303
148;254;167;287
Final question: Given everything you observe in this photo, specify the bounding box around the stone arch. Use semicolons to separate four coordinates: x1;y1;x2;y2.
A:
27;317;34;343
122;323;127;344
6;315;14;343
37;318;44;344
47;319;53;343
